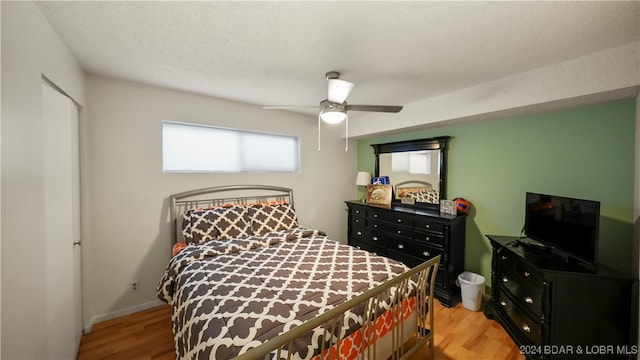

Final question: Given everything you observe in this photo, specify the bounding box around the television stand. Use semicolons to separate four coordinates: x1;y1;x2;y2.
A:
485;235;636;360
511;238;550;254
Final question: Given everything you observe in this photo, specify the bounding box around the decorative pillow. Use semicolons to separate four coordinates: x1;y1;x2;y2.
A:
187;209;221;244
209;206;252;240
181;206;252;243
249;204;298;235
408;190;439;204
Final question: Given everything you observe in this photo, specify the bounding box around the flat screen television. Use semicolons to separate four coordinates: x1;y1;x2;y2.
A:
524;192;600;265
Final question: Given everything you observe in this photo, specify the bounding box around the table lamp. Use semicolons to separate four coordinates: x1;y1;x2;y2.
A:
356;171;372;202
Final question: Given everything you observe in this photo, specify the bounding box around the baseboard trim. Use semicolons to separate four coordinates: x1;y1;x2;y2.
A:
83;299;165;334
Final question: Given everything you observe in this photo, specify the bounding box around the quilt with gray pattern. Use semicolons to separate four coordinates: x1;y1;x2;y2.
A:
156;227;413;359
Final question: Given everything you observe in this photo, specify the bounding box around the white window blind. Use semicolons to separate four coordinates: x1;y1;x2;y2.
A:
391;150;431;174
162;121;299;173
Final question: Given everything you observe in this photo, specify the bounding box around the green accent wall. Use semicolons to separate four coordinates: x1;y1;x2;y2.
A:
357;100;636;283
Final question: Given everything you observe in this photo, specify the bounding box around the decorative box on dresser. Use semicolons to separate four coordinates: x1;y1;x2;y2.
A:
485;235;637;360
346;200;466;307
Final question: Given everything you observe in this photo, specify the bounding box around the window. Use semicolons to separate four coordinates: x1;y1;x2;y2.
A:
391;150;431;174
162;121;299;173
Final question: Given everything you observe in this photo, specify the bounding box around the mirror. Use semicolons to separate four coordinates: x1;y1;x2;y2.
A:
371;136;450;208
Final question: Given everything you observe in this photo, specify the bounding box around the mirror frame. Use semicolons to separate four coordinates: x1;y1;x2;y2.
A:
371;136;450;209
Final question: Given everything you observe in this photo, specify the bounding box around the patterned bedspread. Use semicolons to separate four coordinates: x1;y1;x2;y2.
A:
157;227;413;359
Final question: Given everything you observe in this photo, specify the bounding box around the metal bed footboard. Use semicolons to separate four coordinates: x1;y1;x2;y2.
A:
235;255;440;360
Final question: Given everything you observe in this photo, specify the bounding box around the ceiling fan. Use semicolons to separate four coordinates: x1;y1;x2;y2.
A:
264;71;404;151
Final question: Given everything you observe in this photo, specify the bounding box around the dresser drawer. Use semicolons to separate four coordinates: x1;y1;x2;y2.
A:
498;266;543;318
495;247;515;269
413;230;445;247
370;221;411;238
497;287;543;346
388;238;443;262
368;209;413;227
515;259;544;288
414;218;445;234
351;238;386;256
351;215;365;228
498;248;544;290
350;206;366;218
387;251;446;286
351;228;386;247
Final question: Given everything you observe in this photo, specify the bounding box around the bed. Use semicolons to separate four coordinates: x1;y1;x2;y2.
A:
156;185;439;359
395;181;439;204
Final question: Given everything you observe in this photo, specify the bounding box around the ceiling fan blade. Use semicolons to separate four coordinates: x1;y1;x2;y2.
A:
263;105;318;110
346;104;403;113
328;79;354;103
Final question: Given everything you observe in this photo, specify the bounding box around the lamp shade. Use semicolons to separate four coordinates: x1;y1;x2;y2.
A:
355;171;372;186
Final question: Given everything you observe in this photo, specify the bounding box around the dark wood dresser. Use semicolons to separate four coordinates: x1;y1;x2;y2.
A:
485;235;637;360
345;200;466;307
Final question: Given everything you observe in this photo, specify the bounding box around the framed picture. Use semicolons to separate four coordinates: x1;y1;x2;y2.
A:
440;199;457;216
367;184;393;205
371;176;390;185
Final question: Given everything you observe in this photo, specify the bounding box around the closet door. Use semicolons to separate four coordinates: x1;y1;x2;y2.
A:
42;82;82;359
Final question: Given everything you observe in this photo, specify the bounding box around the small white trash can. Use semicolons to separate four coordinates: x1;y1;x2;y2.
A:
457;271;485;311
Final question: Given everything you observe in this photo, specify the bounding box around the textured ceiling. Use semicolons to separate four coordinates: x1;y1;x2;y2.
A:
36;1;640;117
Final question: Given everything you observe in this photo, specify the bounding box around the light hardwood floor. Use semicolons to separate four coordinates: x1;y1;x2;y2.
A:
78;301;524;360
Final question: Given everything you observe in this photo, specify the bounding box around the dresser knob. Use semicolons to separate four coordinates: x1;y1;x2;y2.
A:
397;230;402;234
425;224;430;229
355;210;360;214
525;296;533;304
374;214;378;218
425;236;430;241
374;224;378;228
372;236;378;241
521;324;531;333
423;251;430;257
500;300;507;307
501;255;508;260
356;231;362;236
524;271;531;277
398;244;404;249
355;219;360;223
397;219;402;223
502;276;509;283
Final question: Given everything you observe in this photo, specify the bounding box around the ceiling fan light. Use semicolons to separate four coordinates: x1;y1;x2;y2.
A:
320;110;347;124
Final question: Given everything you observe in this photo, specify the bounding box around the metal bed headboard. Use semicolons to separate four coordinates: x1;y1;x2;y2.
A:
395;180;432;188
169;185;294;245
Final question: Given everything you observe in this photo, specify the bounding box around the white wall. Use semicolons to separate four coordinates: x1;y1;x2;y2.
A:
635;93;640;359
1;2;85;359
82;75;357;329
350;42;640;138
1;3;3;354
